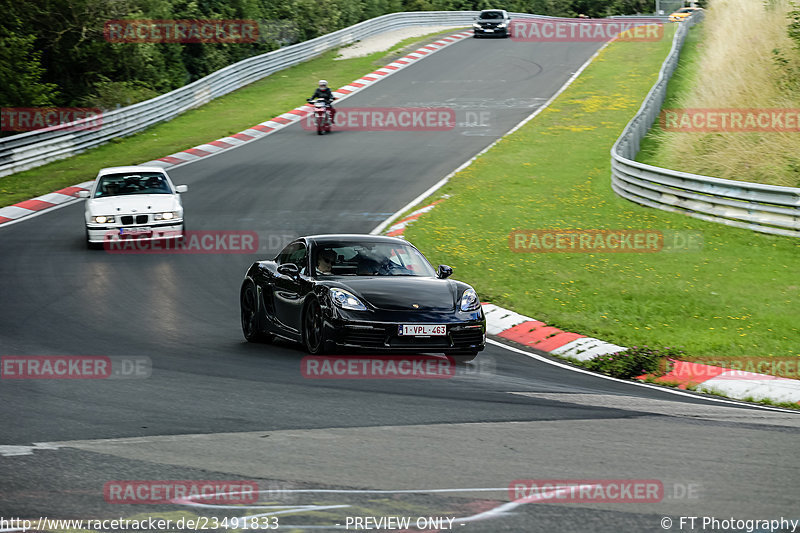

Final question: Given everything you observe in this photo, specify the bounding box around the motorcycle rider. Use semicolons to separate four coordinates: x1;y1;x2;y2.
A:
308;79;336;123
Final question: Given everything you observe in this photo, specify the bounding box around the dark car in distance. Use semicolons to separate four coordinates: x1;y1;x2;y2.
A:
240;235;486;362
473;9;511;38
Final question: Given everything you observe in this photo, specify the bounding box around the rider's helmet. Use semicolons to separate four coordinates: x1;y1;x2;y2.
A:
319;79;328;87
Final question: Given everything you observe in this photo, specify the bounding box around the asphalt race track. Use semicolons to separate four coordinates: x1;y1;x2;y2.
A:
1;35;799;533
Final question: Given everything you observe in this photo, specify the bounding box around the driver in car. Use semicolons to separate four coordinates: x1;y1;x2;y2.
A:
316;249;337;275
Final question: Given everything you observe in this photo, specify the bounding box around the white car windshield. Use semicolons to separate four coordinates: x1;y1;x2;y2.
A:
93;173;172;198
314;242;437;277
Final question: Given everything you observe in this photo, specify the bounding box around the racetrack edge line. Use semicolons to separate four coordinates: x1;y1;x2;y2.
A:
487;339;800;414
370;37;613;235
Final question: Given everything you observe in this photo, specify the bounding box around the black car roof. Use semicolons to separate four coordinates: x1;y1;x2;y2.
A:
305;234;410;246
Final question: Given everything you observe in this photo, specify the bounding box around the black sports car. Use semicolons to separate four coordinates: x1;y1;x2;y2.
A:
240;235;486;362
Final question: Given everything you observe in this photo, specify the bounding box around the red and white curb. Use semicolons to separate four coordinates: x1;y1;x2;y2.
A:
385;199;445;237
646;360;800;404
0;30;472;228
0;182;94;226
484;302;800;404
483;303;625;359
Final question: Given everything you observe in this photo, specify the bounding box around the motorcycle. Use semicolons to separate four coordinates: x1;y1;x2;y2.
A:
307;98;334;135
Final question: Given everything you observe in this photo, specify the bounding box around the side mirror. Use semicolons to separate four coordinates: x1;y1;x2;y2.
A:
77;190;90;198
175;185;188;193
277;263;300;277
437;265;453;279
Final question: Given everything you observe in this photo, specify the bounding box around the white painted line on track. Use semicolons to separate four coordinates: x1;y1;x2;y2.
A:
172;485;603;530
488;339;800;414
371;38;614;235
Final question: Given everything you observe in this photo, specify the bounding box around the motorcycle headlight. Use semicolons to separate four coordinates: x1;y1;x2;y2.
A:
91;215;115;224
460;288;480;312
154;212;177;220
330;288;367;311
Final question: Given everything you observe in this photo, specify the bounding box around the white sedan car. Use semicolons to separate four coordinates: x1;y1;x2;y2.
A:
78;166;188;248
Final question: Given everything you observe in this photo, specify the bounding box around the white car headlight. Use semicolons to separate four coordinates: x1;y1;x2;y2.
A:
473;23;480;27
91;215;115;224
330;288;367;311
154;212;177;220
460;288;480;312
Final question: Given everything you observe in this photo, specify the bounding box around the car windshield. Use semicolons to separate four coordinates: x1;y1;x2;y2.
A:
678;8;693;12
313;241;437;277
93;172;172;198
479;11;504;19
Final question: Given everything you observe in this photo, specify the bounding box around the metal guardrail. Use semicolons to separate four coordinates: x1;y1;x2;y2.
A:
1;10;574;178
1;11;674;178
610;13;800;237
0;11;477;177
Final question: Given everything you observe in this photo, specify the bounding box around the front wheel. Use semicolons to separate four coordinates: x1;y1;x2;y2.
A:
303;298;329;354
86;229;102;250
241;282;273;343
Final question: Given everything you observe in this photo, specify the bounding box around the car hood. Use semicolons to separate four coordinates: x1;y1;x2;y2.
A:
336;277;458;312
86;195;180;214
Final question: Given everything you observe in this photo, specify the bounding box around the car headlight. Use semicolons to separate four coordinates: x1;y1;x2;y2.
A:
473;23;480;28
154;212;177;220
460;288;480;312
330;288;367;311
91;215;115;224
498;22;508;27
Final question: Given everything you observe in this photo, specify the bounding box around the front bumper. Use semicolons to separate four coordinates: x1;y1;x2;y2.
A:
86;221;184;243
324;308;486;353
473;26;509;36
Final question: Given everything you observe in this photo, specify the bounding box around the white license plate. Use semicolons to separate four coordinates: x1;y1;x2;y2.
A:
120;227;152;235
399;324;447;336
484;28;494;32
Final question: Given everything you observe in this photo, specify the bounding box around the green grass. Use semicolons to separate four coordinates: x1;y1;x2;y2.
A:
403;26;800;359
0;29;461;207
636;23;703;166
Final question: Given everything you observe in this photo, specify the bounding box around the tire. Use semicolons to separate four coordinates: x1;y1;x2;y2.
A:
241;281;273;343
316;116;324;135
86;230;102;250
449;352;478;364
175;223;186;245
303;298;328;354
